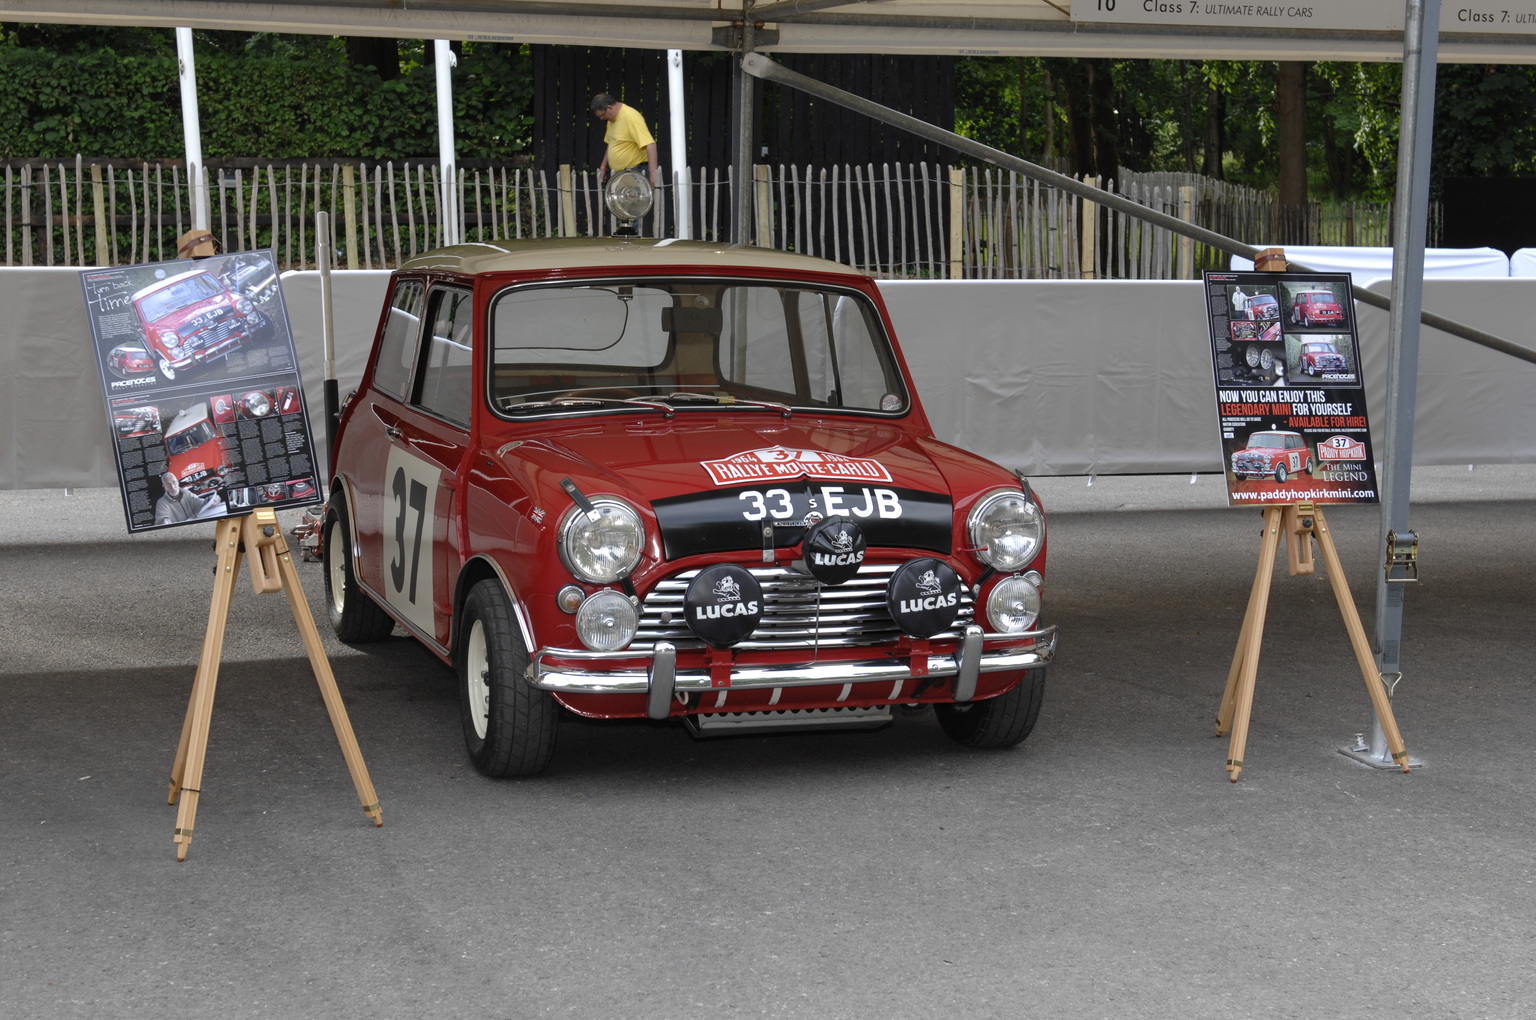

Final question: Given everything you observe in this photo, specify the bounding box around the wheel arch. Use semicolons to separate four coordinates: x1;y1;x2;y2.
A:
452;555;537;663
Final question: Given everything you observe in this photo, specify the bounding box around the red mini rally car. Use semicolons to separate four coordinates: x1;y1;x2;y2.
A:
131;268;271;382
1289;288;1345;327
1231;430;1314;483
1297;340;1347;376
324;236;1056;776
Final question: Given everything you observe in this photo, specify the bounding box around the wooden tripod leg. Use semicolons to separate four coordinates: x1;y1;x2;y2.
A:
265;516;384;827
1218;506;1283;734
1310;507;1412;773
168;517;245;861
1220;506;1284;781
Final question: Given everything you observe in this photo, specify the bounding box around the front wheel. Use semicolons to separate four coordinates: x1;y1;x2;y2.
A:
459;579;558;777
157;357;177;382
323;500;394;642
1275;464;1289;484
935;669;1045;749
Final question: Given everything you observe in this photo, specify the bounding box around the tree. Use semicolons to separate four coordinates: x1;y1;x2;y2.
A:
1276;61;1308;207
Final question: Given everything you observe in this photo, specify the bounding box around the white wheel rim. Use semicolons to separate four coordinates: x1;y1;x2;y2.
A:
327;518;347;616
466;619;490;741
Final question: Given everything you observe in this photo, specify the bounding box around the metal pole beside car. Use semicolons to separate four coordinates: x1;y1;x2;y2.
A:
316;211;339;473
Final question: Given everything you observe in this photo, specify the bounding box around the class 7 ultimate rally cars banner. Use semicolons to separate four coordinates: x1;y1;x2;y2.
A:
1203;270;1378;507
82;250;321;532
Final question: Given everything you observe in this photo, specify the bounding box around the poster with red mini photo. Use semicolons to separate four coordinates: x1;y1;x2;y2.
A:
82;249;321;533
1204;270;1378;506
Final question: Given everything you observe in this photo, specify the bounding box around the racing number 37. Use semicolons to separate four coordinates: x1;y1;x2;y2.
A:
390;467;429;602
382;446;441;635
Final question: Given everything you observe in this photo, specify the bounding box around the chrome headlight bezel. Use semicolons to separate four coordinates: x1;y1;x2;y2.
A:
986;571;1042;633
968;488;1045;572
558;497;644;584
575;589;639;652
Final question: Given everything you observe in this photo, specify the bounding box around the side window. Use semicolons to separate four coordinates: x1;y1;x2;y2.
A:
373;280;425;400
414;286;475;426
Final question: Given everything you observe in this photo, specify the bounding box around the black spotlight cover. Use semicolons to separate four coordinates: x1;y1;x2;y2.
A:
803;516;866;585
684;564;764;648
886;558;963;638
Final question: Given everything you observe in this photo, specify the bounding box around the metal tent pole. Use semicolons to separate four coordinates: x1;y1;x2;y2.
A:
732;6;758;246
434;39;460;247
668;49;692;240
739;50;1536;367
175;27;209;233
1346;0;1440;770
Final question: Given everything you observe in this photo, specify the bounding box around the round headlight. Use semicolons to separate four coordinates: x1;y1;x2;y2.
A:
575;590;639;652
986;572;1041;633
560;498;644;584
968;489;1044;572
605;169;654;221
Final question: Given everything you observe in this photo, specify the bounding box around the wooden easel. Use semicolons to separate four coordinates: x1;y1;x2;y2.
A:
167;508;383;860
1215;502;1411;781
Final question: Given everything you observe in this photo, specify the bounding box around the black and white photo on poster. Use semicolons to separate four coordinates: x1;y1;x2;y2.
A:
82;250;320;533
1204;270;1377;507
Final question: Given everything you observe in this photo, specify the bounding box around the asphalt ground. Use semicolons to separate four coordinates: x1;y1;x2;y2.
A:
2;465;1534;1020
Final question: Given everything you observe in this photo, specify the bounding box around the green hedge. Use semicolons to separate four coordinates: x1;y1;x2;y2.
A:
0;44;534;161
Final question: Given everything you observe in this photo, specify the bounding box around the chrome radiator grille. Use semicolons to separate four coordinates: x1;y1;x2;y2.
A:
634;563;976;651
190;314;241;349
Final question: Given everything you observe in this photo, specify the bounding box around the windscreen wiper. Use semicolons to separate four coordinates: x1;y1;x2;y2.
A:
659;392;792;417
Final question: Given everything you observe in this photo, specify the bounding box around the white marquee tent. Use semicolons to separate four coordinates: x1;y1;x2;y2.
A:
4;0;1536;62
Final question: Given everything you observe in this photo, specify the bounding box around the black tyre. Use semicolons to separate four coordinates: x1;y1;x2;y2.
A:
323;500;394;642
1275;464;1289;484
935;668;1045;749
459;579;558;777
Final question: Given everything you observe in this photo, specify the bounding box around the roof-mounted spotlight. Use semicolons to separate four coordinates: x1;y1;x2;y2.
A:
605;169;653;236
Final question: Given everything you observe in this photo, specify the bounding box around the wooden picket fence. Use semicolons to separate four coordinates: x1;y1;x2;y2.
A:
1;157;1437;279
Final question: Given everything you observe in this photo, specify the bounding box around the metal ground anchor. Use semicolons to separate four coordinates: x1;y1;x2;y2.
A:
1338;672;1425;770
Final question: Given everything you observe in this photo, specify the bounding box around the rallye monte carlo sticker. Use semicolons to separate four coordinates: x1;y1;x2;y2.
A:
702;446;894;486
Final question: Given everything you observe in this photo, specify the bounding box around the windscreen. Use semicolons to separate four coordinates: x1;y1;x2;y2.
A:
489;278;908;415
138;274;224;321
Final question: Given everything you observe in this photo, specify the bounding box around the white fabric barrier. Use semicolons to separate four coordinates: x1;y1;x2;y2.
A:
882;281;1216;475
1511;249;1536;277
1354;278;1536;465
1231;245;1510;278
4;267;1534;489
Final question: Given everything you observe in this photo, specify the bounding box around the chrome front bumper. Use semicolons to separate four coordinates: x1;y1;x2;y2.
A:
529;624;1058;721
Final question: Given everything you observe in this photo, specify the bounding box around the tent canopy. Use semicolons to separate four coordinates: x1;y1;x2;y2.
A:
4;0;1536;63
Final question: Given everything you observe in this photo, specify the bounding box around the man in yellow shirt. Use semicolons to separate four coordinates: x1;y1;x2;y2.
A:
592;93;659;185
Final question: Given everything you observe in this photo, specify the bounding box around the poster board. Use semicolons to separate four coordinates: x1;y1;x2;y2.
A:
1204;270;1379;506
81;250;321;532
